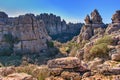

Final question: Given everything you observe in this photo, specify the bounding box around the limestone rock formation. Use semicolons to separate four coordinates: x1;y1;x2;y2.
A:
37;13;83;42
112;10;120;23
84;15;91;24
91;9;103;24
0;12;51;54
106;10;120;34
77;9;105;42
46;57;87;80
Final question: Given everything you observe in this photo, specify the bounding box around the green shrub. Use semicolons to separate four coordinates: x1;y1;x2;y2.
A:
32;66;50;80
0;55;22;66
1;33;19;56
16;65;50;80
0;47;13;56
3;34;19;45
16;65;37;75
46;41;54;48
84;35;112;61
95;35;113;45
90;43;109;58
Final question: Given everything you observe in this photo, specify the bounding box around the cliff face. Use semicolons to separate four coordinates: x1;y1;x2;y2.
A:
0;12;51;54
37;13;83;42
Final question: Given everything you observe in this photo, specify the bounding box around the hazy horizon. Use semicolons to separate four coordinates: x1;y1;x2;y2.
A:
0;0;120;23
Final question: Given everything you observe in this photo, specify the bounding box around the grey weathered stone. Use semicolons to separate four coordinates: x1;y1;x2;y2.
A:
0;12;51;53
47;57;81;69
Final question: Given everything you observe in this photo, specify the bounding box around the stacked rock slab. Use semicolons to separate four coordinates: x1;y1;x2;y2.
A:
77;9;105;43
0;11;51;54
47;57;88;80
47;57;88;72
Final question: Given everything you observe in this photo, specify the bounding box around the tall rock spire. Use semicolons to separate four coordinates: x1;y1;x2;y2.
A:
91;9;103;24
84;14;91;24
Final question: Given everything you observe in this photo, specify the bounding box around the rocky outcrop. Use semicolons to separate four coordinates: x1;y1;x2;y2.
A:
37;13;83;42
46;57;88;80
106;10;120;34
0;11;51;54
112;10;120;23
91;9;103;24
77;9;105;42
84;15;91;24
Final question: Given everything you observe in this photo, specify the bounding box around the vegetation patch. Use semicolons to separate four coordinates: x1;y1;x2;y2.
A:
88;35;113;60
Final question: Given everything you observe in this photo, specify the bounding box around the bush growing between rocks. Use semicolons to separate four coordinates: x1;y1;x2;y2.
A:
32;66;50;80
46;41;54;48
69;40;88;57
0;33;19;56
95;35;113;45
84;35;113;60
90;43;109;59
0;47;13;56
3;34;19;44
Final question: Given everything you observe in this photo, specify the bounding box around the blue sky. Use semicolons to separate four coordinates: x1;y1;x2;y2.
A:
0;0;120;23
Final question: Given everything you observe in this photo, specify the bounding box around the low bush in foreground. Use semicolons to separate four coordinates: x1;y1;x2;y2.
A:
90;43;109;59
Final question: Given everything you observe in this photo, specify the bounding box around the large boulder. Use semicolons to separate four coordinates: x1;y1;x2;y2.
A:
47;57;81;69
111;53;120;61
49;68;63;76
61;71;81;80
3;73;37;80
88;58;103;70
0;67;16;76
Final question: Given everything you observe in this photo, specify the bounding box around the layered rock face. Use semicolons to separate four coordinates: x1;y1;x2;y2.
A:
0;11;51;54
37;13;83;42
77;9;105;42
